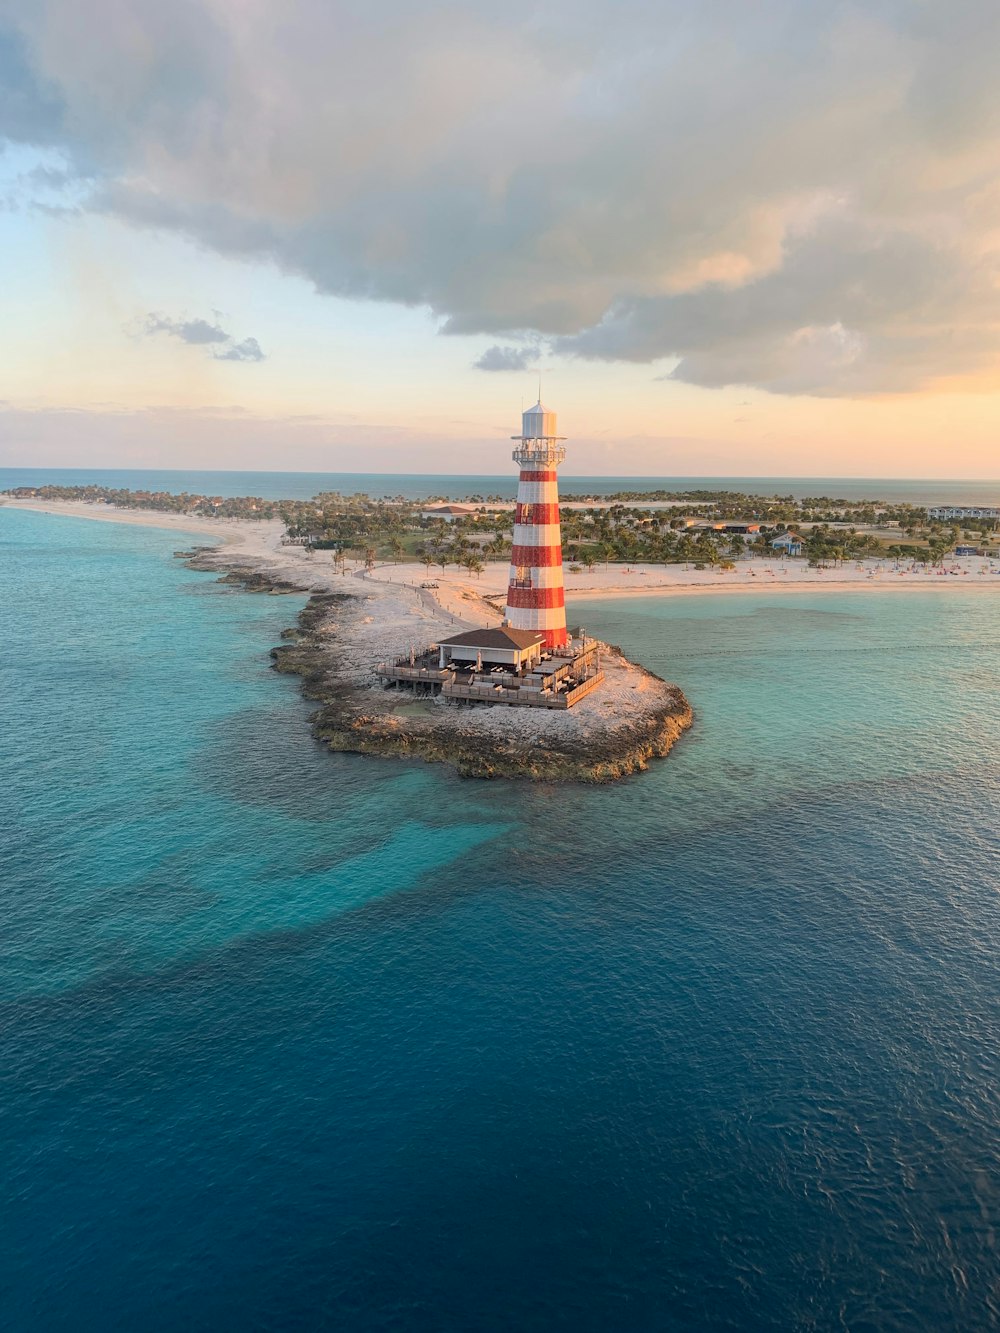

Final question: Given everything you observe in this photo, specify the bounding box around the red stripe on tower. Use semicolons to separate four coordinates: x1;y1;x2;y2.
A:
505;586;565;610
514;502;561;526
509;543;564;567
505;399;569;648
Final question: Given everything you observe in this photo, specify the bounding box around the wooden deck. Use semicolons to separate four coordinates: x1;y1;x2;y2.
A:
376;648;605;709
442;670;604;709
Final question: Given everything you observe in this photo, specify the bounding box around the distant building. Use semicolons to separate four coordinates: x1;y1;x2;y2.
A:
771;532;804;556
421;503;480;521
927;506;1000;520
682;520;760;535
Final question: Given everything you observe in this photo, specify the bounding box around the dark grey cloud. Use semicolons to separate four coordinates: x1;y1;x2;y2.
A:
473;344;537;372
4;1;1000;394
0;26;64;145
140;314;266;362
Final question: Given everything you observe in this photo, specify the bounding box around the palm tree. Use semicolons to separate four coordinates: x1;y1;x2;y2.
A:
677;536;698;569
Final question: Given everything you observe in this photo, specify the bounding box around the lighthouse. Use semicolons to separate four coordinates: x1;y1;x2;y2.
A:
505;398;569;648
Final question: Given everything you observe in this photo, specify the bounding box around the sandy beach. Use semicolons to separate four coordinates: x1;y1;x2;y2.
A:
367;553;1000;619
1;497;279;545
5;498;1000;628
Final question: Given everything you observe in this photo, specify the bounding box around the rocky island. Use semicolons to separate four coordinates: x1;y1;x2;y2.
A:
180;544;692;784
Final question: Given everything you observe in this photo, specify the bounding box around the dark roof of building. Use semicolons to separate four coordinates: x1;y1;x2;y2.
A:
439;627;545;651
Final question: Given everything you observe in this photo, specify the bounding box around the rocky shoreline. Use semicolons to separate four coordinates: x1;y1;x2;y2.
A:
179;547;693;783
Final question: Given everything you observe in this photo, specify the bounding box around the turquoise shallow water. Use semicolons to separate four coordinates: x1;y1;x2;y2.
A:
2;507;999;1330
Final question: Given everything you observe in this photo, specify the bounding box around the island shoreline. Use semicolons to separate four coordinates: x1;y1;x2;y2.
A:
7;498;998;782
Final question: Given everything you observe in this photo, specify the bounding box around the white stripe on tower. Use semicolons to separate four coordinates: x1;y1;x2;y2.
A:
512;523;562;547
512;565;564;590
513;480;560;506
505;401;568;649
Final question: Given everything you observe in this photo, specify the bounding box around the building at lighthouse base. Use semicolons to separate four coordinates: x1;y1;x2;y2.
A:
376;627;604;709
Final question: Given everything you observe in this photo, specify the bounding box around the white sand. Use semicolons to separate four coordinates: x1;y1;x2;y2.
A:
365;554;1000;616
6;498;999;622
1;497;279;542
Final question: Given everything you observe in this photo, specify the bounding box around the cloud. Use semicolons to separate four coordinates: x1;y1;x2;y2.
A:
473;344;537;372
143;313;229;346
213;336;264;363
0;26;64;145
4;1;1000;394
140;313;265;362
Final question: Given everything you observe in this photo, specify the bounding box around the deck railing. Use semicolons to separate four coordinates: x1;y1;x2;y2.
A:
561;671;605;706
376;662;453;682
443;682;561;707
442;669;604;709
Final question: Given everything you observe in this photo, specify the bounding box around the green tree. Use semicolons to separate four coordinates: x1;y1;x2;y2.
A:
677;536;698;569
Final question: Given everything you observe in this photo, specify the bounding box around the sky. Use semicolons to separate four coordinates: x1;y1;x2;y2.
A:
1;0;999;478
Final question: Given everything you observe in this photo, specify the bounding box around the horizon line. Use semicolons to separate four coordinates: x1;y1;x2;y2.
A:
3;466;999;484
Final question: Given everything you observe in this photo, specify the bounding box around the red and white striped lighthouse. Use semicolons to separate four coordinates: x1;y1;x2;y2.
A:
505;399;568;649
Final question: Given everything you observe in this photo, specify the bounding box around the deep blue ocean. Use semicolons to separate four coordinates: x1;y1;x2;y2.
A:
3;466;999;505
2;506;999;1331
